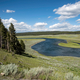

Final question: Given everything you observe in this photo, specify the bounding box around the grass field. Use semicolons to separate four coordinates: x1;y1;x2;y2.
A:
17;34;80;48
0;34;80;80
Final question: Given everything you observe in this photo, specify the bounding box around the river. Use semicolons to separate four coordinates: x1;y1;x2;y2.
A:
32;38;80;57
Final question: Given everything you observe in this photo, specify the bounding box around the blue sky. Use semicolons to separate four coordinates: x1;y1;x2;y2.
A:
0;0;80;33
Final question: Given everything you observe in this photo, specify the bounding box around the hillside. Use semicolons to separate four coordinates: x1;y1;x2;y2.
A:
0;35;80;80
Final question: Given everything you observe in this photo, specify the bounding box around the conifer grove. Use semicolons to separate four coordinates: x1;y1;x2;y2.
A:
0;19;25;55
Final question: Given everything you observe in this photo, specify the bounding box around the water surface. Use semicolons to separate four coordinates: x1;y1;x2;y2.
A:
32;38;80;57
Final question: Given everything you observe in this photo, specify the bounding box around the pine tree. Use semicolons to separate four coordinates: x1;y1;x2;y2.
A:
9;23;25;55
7;32;10;52
1;25;8;49
0;18;2;47
15;38;22;55
4;28;8;49
20;40;25;53
9;23;16;53
0;19;8;49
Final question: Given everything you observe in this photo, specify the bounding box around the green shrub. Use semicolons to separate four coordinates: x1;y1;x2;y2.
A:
0;63;18;76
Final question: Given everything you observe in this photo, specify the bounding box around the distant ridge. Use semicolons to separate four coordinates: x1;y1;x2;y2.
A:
16;31;80;36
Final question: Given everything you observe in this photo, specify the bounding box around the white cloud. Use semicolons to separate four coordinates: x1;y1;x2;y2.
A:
2;18;32;32
48;16;51;18
53;1;80;20
2;18;48;32
6;9;15;13
49;22;80;31
34;22;47;28
33;22;48;31
32;27;48;32
53;9;57;12
76;19;80;23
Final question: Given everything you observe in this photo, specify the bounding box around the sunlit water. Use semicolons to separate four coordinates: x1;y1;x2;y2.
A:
32;38;80;57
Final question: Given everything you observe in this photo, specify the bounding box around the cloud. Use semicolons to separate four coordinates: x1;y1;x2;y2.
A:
6;9;15;13
33;22;48;31
53;1;80;21
34;22;47;28
2;18;80;32
2;18;48;32
49;22;80;31
76;19;80;23
48;16;51;18
32;27;48;32
2;18;32;32
53;9;57;12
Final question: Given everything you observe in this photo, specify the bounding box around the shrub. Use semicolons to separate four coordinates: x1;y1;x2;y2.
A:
0;63;18;76
27;67;53;76
65;72;73;80
24;67;53;79
73;76;80;80
23;69;28;75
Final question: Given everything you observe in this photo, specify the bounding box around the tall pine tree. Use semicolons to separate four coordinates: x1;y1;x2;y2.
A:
9;23;16;53
20;40;25;53
0;19;8;49
7;32;10;52
0;18;2;47
9;23;25;55
1;25;8;49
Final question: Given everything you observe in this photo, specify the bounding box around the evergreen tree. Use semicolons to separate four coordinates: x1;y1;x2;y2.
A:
0;19;8;49
0;18;2;47
9;23;25;55
9;23;16;53
1;25;8;49
7;32;10;52
20;40;25;53
15;38;22;55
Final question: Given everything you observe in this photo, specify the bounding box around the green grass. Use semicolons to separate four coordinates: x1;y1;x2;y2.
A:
0;49;50;69
17;34;80;48
0;34;80;79
59;42;80;48
17;35;80;75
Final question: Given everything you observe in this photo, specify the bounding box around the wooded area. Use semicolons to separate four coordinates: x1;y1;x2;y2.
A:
0;19;25;55
16;31;80;36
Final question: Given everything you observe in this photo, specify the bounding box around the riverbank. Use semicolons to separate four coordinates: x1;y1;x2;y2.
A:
46;34;80;48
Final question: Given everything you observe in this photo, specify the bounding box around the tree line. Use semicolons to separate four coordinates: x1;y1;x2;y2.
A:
0;19;25;55
16;31;80;36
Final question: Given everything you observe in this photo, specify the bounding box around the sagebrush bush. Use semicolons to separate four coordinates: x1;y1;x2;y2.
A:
24;67;53;79
73;76;80;80
0;63;18;76
65;72;80;80
65;72;73;80
23;69;28;75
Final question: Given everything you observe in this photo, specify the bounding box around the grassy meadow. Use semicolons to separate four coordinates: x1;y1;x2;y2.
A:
0;34;80;80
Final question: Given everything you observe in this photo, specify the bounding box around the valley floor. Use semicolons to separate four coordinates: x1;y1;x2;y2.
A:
0;34;80;80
